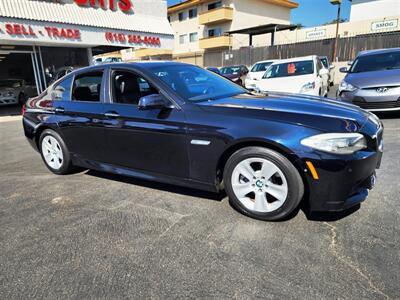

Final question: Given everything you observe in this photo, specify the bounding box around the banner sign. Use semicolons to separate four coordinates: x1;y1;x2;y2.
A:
371;19;398;31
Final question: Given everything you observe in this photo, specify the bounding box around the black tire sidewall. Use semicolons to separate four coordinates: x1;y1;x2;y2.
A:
39;129;72;175
224;147;304;221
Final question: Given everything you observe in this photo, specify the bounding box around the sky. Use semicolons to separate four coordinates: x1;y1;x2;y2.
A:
167;0;352;28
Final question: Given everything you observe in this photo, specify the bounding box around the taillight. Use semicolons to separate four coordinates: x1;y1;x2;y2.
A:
21;104;26;116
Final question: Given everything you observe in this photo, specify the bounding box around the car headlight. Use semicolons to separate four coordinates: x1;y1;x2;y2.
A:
339;80;357;92
301;133;367;154
300;82;315;93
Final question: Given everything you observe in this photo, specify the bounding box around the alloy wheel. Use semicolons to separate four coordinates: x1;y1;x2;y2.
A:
231;157;288;213
41;136;63;170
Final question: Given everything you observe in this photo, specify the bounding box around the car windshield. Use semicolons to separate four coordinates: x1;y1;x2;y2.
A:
350;51;400;73
0;79;22;87
263;60;314;79
151;64;245;102
251;62;273;72
220;66;241;75
320;57;329;68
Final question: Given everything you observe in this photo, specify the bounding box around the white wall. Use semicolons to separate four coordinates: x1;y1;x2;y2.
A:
350;0;400;22
231;0;290;48
168;0;293;54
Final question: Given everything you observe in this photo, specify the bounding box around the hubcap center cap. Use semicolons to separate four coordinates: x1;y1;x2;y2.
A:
255;180;264;188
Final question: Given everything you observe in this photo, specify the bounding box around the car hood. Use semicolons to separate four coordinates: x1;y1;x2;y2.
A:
345;69;400;88
197;92;370;133
257;74;315;93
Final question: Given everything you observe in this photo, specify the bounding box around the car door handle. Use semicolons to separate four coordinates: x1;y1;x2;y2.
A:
54;107;65;113
104;111;119;119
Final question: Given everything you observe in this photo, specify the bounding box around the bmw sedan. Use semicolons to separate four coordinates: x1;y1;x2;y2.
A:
338;48;400;111
23;62;383;221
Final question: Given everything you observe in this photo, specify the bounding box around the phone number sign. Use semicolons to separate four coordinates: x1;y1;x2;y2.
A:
105;32;161;45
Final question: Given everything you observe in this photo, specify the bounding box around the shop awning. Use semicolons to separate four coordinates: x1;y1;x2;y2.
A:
226;23;298;46
0;0;173;36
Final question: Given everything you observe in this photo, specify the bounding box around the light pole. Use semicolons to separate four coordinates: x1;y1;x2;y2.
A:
330;0;342;63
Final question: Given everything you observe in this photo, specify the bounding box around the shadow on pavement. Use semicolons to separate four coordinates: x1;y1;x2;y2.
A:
0;105;22;117
85;169;226;201
302;203;361;222
86;169;361;222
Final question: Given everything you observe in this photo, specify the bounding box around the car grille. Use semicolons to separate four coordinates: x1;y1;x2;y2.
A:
353;98;400;109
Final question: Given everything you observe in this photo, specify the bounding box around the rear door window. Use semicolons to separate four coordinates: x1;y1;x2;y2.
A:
72;71;103;102
52;76;73;101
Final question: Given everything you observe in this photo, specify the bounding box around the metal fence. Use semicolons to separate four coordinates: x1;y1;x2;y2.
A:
204;31;400;67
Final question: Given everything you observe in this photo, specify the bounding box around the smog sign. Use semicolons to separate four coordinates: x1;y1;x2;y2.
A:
371;19;398;31
306;29;326;40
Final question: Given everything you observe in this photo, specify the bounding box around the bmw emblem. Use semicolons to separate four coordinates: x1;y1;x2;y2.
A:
255;180;264;188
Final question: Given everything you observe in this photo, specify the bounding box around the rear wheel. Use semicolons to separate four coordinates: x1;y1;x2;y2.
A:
224;147;304;221
39;129;75;175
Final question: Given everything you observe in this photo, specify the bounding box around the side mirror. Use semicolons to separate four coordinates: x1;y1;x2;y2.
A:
138;94;172;110
319;68;329;76
339;67;348;73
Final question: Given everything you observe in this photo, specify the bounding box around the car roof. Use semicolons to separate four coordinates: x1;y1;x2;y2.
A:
71;61;194;73
220;65;245;68
253;59;275;64
357;47;400;57
270;55;316;65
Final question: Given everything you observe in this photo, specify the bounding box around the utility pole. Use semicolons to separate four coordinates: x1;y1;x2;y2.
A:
330;0;342;63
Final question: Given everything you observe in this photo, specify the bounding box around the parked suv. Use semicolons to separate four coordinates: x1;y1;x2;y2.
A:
245;60;275;90
256;55;329;96
337;48;400;112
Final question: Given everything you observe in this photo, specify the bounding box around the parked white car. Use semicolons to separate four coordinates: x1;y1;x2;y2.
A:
245;60;275;90
0;79;36;105
256;55;329;97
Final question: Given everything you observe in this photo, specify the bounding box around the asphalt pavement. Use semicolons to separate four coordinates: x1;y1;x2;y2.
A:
0;105;399;299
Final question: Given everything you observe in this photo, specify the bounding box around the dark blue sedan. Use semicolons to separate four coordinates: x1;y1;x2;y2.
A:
22;62;383;221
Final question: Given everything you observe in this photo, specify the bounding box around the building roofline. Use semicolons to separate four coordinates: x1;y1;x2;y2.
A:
168;0;299;14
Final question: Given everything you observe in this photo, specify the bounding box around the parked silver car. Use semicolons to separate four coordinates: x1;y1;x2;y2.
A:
338;48;400;112
0;79;36;106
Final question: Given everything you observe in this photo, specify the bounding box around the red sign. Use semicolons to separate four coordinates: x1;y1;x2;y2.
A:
105;32;161;45
44;27;81;40
74;0;132;13
5;24;36;36
5;23;80;40
3;23;162;47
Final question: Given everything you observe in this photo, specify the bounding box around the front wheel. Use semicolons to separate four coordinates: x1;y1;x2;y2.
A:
39;129;75;175
224;147;304;221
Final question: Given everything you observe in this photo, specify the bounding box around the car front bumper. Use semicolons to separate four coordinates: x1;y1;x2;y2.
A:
301;118;383;212
245;78;260;90
0;96;18;105
303;150;382;212
338;88;400;111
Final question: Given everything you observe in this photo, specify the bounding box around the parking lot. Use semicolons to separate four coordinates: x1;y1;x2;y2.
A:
0;105;399;299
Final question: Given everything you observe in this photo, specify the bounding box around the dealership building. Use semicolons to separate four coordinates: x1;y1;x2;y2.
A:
0;0;173;95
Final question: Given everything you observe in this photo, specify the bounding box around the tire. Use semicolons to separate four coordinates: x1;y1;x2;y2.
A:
224;147;304;221
39;129;75;175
